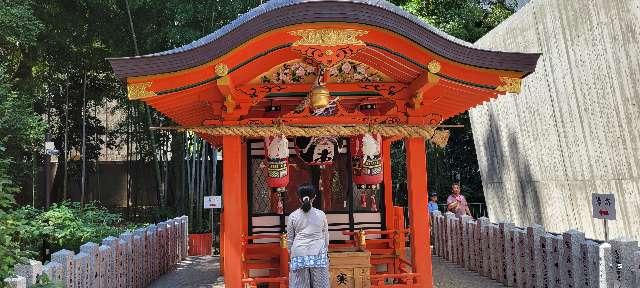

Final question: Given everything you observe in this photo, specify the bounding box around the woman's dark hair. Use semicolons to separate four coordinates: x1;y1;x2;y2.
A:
298;185;316;213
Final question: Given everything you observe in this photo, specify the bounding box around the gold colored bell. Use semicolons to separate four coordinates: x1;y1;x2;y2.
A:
310;85;330;110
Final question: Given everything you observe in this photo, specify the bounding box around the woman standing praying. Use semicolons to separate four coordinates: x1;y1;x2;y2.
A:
287;185;330;288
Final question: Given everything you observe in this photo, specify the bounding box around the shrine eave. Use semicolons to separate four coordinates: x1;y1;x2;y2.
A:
108;0;541;80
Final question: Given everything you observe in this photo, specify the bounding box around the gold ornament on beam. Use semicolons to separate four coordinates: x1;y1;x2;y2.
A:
224;95;236;114
290;29;368;46
496;76;522;94
127;82;156;100
215;63;229;77
427;60;441;74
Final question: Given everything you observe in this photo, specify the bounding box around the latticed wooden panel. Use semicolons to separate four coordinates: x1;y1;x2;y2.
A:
251;158;272;214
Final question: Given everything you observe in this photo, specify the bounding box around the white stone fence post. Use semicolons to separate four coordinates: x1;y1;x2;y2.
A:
430;212;639;288
3;216;189;288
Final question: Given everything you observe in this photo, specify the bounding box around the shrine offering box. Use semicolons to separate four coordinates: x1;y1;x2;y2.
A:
328;248;371;288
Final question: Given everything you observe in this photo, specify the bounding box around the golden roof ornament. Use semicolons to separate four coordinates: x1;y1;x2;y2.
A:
215;63;229;77
496;76;522;94
290;29;368;46
127;82;156;100
427;60;441;74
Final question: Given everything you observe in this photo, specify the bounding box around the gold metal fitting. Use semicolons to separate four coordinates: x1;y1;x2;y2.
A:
224;95;236;114
358;229;366;248
280;233;288;249
215;63;229;77
496;76;522;94
427;60;441;74
310;85;331;110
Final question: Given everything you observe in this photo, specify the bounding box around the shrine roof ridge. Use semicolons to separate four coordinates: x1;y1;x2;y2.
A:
108;0;541;79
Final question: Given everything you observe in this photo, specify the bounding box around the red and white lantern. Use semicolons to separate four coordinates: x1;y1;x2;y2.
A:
264;135;289;189
350;133;383;188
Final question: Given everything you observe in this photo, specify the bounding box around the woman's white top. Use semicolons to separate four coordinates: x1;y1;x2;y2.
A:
287;207;330;258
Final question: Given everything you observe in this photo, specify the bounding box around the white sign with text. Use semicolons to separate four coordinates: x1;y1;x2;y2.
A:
592;193;616;220
204;196;222;209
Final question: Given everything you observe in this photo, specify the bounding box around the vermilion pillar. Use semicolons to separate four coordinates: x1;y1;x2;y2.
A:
223;136;244;288
382;138;394;230
405;137;433;287
240;140;249;235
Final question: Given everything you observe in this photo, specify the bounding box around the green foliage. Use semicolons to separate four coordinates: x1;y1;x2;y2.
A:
0;0;43;70
389;0;517;202
0;1;47;186
38;201;134;252
392;0;516;42
0;199;138;279
0;155;34;280
31;274;64;288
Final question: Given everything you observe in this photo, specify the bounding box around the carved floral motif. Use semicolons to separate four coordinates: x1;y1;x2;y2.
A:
294;46;363;67
261;62;317;84
259;61;389;84
329;61;383;83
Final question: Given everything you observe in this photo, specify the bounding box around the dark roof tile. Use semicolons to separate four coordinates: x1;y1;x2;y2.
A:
109;0;540;79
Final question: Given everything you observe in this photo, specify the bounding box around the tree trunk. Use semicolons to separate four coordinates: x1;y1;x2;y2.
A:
197;141;207;230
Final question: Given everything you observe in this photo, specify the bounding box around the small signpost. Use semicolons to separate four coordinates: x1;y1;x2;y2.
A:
204;196;222;209
204;195;222;255
592;193;616;241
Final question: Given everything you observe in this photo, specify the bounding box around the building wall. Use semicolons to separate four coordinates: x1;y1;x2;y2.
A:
470;0;640;240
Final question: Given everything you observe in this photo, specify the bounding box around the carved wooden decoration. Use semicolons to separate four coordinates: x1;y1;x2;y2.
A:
127;82;156;100
496;76;522;93
290;29;368;67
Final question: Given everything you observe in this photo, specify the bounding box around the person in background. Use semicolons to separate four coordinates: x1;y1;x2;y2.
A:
287;185;330;288
428;192;439;213
447;183;471;216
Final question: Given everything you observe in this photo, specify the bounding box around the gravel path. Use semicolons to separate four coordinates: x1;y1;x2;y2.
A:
149;255;504;288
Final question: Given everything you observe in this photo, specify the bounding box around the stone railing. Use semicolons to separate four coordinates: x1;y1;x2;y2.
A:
3;216;188;288
431;211;640;288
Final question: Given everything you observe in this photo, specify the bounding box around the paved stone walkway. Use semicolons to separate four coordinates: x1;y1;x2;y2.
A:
431;256;505;288
149;256;224;288
149;255;504;287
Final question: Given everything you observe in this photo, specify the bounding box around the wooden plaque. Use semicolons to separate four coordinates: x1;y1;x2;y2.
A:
328;250;371;288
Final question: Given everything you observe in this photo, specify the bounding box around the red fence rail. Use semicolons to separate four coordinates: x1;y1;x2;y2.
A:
188;233;212;256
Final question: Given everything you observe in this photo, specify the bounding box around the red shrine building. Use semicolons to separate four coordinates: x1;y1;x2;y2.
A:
109;0;539;287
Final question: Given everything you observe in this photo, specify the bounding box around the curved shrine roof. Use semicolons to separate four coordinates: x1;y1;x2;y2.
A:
109;0;540;79
109;0;541;145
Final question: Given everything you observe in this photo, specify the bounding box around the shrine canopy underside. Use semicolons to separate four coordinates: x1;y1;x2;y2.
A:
109;0;540;144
